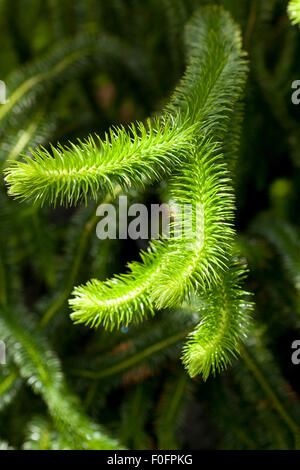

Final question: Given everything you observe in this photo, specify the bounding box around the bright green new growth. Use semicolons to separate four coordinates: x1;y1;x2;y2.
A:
149;140;235;309
288;0;300;26
70;246;159;330
70;7;249;343
182;263;252;380
5;6;252;380
69;138;235;329
5;117;194;206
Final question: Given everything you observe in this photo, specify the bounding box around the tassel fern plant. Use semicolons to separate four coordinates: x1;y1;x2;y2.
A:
6;5;251;376
0;0;300;450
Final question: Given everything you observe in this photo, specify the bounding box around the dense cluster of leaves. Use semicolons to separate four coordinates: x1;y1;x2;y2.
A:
0;0;300;450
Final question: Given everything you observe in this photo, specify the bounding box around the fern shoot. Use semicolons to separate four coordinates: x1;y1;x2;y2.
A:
5;6;250;379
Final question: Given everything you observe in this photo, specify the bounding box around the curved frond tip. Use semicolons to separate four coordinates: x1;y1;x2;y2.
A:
182;264;253;380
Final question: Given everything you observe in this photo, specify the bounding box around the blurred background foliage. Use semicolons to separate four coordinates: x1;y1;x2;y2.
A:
0;0;300;450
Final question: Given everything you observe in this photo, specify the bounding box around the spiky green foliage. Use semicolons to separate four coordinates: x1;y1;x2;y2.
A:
182;263;253;380
45;8;245;340
5;117;193;206
70;244;159;329
6;1;248;207
288;0;300;26
70;6;247;331
0;307;121;449
5;6;251;380
149;140;235;309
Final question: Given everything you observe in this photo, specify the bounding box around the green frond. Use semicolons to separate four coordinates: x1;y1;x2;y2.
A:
182;263;253;380
0;307;121;449
70;244;161;329
5;7;247;208
168;5;248;137
5;117;193;206
71;140;234;326
4;5;250;386
150;139;235;309
69;5;247;328
288;0;300;26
